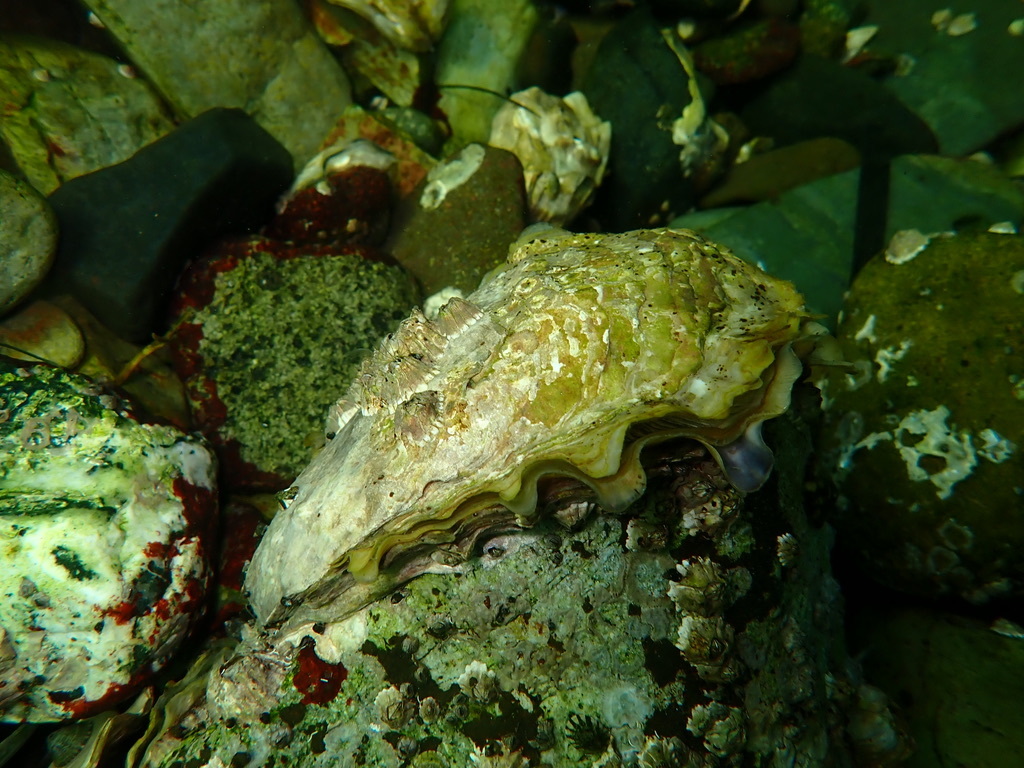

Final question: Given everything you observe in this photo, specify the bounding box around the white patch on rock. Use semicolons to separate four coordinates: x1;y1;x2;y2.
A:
987;221;1017;234
885;229;931;265
420;144;486;210
854;314;877;344
836;406;1014;501
893;406;975;500
874;340;913;382
977;428;1016;463
1010;270;1024;295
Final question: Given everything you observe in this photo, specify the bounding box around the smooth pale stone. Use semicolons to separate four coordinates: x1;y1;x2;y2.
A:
0;299;85;370
0;170;57;314
434;0;538;146
80;0;353;168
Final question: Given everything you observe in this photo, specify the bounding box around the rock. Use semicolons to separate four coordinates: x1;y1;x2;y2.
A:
819;230;1024;603
0;35;173;196
131;411;905;767
865;0;1024;157
886;154;1024;236
0;169;57;315
266;141;395;247
167;237;419;492
386;143;527;296
0;360;217;722
699;137;861;208
851;606;1024;768
47;108;294;343
488;87;610;226
0;299;85;369
434;0;539;146
79;0;352;168
579;8;701;230
692;17;801;85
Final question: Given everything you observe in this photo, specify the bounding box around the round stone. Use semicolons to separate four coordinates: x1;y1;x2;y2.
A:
820;231;1024;603
0;299;85;369
0;170;57;315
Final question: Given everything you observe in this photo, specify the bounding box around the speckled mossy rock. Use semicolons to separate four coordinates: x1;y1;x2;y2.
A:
80;0;352;167
820;230;1024;602
0;35;172;195
134;414;894;767
169;240;420;491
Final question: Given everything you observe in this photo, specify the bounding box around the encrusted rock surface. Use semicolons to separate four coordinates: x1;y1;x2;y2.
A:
819;230;1024;603
133;412;898;767
0;361;217;721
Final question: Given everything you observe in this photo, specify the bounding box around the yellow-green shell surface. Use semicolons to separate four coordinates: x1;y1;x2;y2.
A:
246;228;812;629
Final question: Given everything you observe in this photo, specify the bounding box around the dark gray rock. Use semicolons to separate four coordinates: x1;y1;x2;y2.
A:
47;108;293;342
580;8;697;231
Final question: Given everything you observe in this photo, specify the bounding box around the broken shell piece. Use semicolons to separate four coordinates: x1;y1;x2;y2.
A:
244;227;817;632
287;138;396;201
489;86;611;226
325;0;449;52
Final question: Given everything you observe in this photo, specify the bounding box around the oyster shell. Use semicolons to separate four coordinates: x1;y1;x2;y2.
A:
246;227;816;630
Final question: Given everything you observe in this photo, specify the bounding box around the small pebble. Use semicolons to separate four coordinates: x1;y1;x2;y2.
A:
0;299;85;369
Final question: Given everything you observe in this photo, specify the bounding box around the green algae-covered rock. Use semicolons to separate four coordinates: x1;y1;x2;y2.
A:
820;230;1024;602
434;0;538;146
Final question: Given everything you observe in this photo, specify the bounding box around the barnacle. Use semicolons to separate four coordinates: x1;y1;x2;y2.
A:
566;712;610;754
245;227;819;631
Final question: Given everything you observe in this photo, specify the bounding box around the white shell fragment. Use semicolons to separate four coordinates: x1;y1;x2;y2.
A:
245;227;818;632
489;87;611;226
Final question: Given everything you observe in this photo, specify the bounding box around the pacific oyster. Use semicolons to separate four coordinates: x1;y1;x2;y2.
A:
246;227;817;630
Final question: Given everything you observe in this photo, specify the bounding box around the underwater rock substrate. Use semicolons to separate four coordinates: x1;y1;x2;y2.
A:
819;229;1023;603
136;417;903;767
